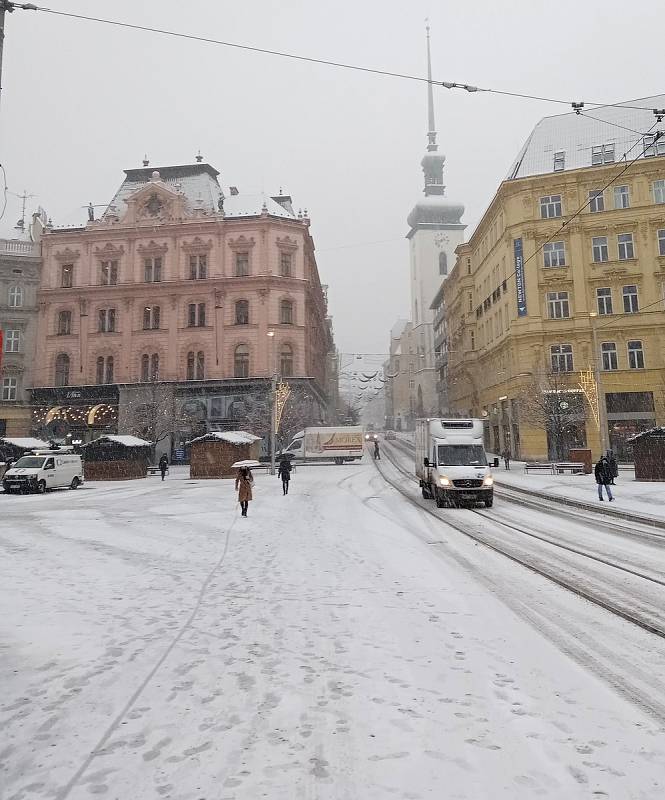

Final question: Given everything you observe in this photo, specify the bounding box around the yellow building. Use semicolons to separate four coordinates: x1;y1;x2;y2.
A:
444;99;665;461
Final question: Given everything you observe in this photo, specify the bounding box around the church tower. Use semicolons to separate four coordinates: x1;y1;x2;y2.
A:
406;25;465;337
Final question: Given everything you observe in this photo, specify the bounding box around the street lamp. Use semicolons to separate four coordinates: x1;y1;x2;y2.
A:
267;330;277;474
589;313;610;456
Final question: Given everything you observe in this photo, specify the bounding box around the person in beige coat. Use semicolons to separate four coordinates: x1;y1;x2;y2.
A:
235;466;254;516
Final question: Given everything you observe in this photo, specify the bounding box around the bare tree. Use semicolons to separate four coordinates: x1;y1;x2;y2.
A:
517;370;588;460
122;382;182;447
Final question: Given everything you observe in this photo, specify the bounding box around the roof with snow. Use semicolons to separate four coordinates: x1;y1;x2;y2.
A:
627;426;665;443
507;95;665;180
82;435;152;448
0;437;49;451
188;430;262;446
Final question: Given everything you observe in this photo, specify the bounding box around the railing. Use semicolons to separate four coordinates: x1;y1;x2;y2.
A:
0;239;40;257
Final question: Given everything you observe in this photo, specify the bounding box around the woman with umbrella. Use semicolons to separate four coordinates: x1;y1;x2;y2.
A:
235;465;254;517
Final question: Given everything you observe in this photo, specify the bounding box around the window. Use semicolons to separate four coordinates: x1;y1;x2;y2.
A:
55;353;70;386
553;151;565;171
614;185;630;209
98;308;116;333
409;380;415;389
141;353;159;381
2;377;17;401
188;303;206;327
189;255;207;280
144;257;162;282
61;264;73;288
628;340;645;369
547;291;570;319
644;134;665;158
653;179;665;204
57;311;72;336
617;233;634;261
8;286;23;307
601;342;618;371
143;305;160;330
4;329;20;352
540;195;562;219
550;344;573;373
280;252;292;277
439;252;448;275
588;190;605;213
622;284;639;313
96;356;114;384
592;143;615;165
596;287;613;315
186;351;205;380
235;300;249;324
280;299;293;324
100;260;118;285
234;344;249;377
280;344;293;377
658;229;665;256
235;252;249;277
543;241;566;268
592;236;609;263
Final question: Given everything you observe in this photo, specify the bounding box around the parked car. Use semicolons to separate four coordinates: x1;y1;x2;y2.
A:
3;450;84;494
384;430;397;440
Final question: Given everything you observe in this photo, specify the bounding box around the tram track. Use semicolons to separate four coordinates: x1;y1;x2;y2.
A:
373;443;665;640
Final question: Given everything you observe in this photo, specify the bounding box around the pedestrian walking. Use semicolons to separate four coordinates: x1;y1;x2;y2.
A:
502;449;511;470
594;455;614;502
373;440;381;460
606;449;618;485
235;466;254;516
158;454;169;481
277;457;292;495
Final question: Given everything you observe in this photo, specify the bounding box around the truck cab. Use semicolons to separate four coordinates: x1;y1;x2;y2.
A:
416;419;494;508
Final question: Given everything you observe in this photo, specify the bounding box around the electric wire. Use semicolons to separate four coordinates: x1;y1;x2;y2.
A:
0;164;8;221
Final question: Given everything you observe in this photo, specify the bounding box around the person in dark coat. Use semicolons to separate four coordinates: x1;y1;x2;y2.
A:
373;440;381;460
277;457;292;495
158;454;169;481
594;456;614;501
235;466;254;516
606;450;618;485
502;449;511;470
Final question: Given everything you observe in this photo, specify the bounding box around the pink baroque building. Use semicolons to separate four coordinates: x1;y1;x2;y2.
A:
32;160;334;456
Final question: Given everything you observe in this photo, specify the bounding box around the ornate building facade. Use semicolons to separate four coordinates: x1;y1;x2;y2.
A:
32;160;334;456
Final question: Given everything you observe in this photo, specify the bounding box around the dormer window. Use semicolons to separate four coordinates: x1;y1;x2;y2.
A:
553;151;565;171
592;143;615;165
644;133;665;158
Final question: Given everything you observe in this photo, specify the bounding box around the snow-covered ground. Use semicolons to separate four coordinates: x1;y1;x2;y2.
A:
2;462;665;799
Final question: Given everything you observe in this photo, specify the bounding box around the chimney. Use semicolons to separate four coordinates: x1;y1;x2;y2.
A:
229;186;239;196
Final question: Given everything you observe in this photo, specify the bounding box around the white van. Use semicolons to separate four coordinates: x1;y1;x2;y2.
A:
2;450;84;494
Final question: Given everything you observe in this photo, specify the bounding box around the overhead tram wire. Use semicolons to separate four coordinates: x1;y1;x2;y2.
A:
8;3;663;114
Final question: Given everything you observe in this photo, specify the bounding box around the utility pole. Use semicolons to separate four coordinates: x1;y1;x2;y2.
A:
0;1;11;114
590;313;609;456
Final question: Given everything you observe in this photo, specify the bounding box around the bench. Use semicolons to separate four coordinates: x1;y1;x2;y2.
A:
554;462;585;474
148;465;169;476
524;462;554;474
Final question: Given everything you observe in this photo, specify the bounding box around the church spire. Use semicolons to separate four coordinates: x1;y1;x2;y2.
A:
426;21;437;153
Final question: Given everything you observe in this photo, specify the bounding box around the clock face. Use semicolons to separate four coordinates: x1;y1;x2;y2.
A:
434;233;450;248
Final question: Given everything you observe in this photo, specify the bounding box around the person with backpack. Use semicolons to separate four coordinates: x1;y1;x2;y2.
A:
594;455;614;502
277;457;292;495
235;466;254;516
158;453;169;481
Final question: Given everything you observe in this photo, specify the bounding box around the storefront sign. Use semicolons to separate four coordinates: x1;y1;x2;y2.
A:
514;237;527;317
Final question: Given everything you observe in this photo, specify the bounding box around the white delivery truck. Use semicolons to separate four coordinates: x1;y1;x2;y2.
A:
279;426;364;464
2;449;84;494
415;418;494;508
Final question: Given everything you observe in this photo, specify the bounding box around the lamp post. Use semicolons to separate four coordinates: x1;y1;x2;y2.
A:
266;331;278;475
589;313;609;456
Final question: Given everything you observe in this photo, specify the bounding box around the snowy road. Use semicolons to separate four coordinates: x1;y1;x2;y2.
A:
2;463;665;799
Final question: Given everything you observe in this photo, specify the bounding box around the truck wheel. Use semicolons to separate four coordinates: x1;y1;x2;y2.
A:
435;489;445;508
37;480;47;494
70;477;80;490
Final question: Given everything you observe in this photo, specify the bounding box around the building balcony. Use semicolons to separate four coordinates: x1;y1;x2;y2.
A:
0;240;40;258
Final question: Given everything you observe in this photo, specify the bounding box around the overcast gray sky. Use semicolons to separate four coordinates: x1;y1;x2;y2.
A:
1;0;663;356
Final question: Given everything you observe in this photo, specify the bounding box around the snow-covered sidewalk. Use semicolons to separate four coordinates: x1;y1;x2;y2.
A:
2;463;664;799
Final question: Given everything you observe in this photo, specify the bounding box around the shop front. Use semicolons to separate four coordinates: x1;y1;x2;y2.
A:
31;385;119;445
605;391;657;462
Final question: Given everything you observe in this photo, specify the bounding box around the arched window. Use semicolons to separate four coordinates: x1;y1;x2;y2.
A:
95;356;114;384
8;286;23;308
186;351;195;380
141;353;150;381
105;356;114;384
141;353;159;381
151;354;159;381
280;344;293;377
234;344;249;378
439;251;448;275
186;351;204;380
196;351;205;380
96;356;105;384
280;299;293;325
235;299;249;324
55;353;70;386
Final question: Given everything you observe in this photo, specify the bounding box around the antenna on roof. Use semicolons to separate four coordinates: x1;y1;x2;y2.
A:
142;155;149;167
653;108;665;123
571;102;584;115
195;150;203;163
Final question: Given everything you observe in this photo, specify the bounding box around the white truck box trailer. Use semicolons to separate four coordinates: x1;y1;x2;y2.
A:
279;426;364;464
415;418;494;507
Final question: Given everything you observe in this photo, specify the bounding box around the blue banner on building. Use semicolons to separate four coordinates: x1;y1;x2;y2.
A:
514;237;527;317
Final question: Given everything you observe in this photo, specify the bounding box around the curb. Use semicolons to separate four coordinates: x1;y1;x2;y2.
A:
494;478;665;531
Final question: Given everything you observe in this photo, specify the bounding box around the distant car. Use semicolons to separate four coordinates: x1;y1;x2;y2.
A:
384;430;396;440
364;433;378;442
